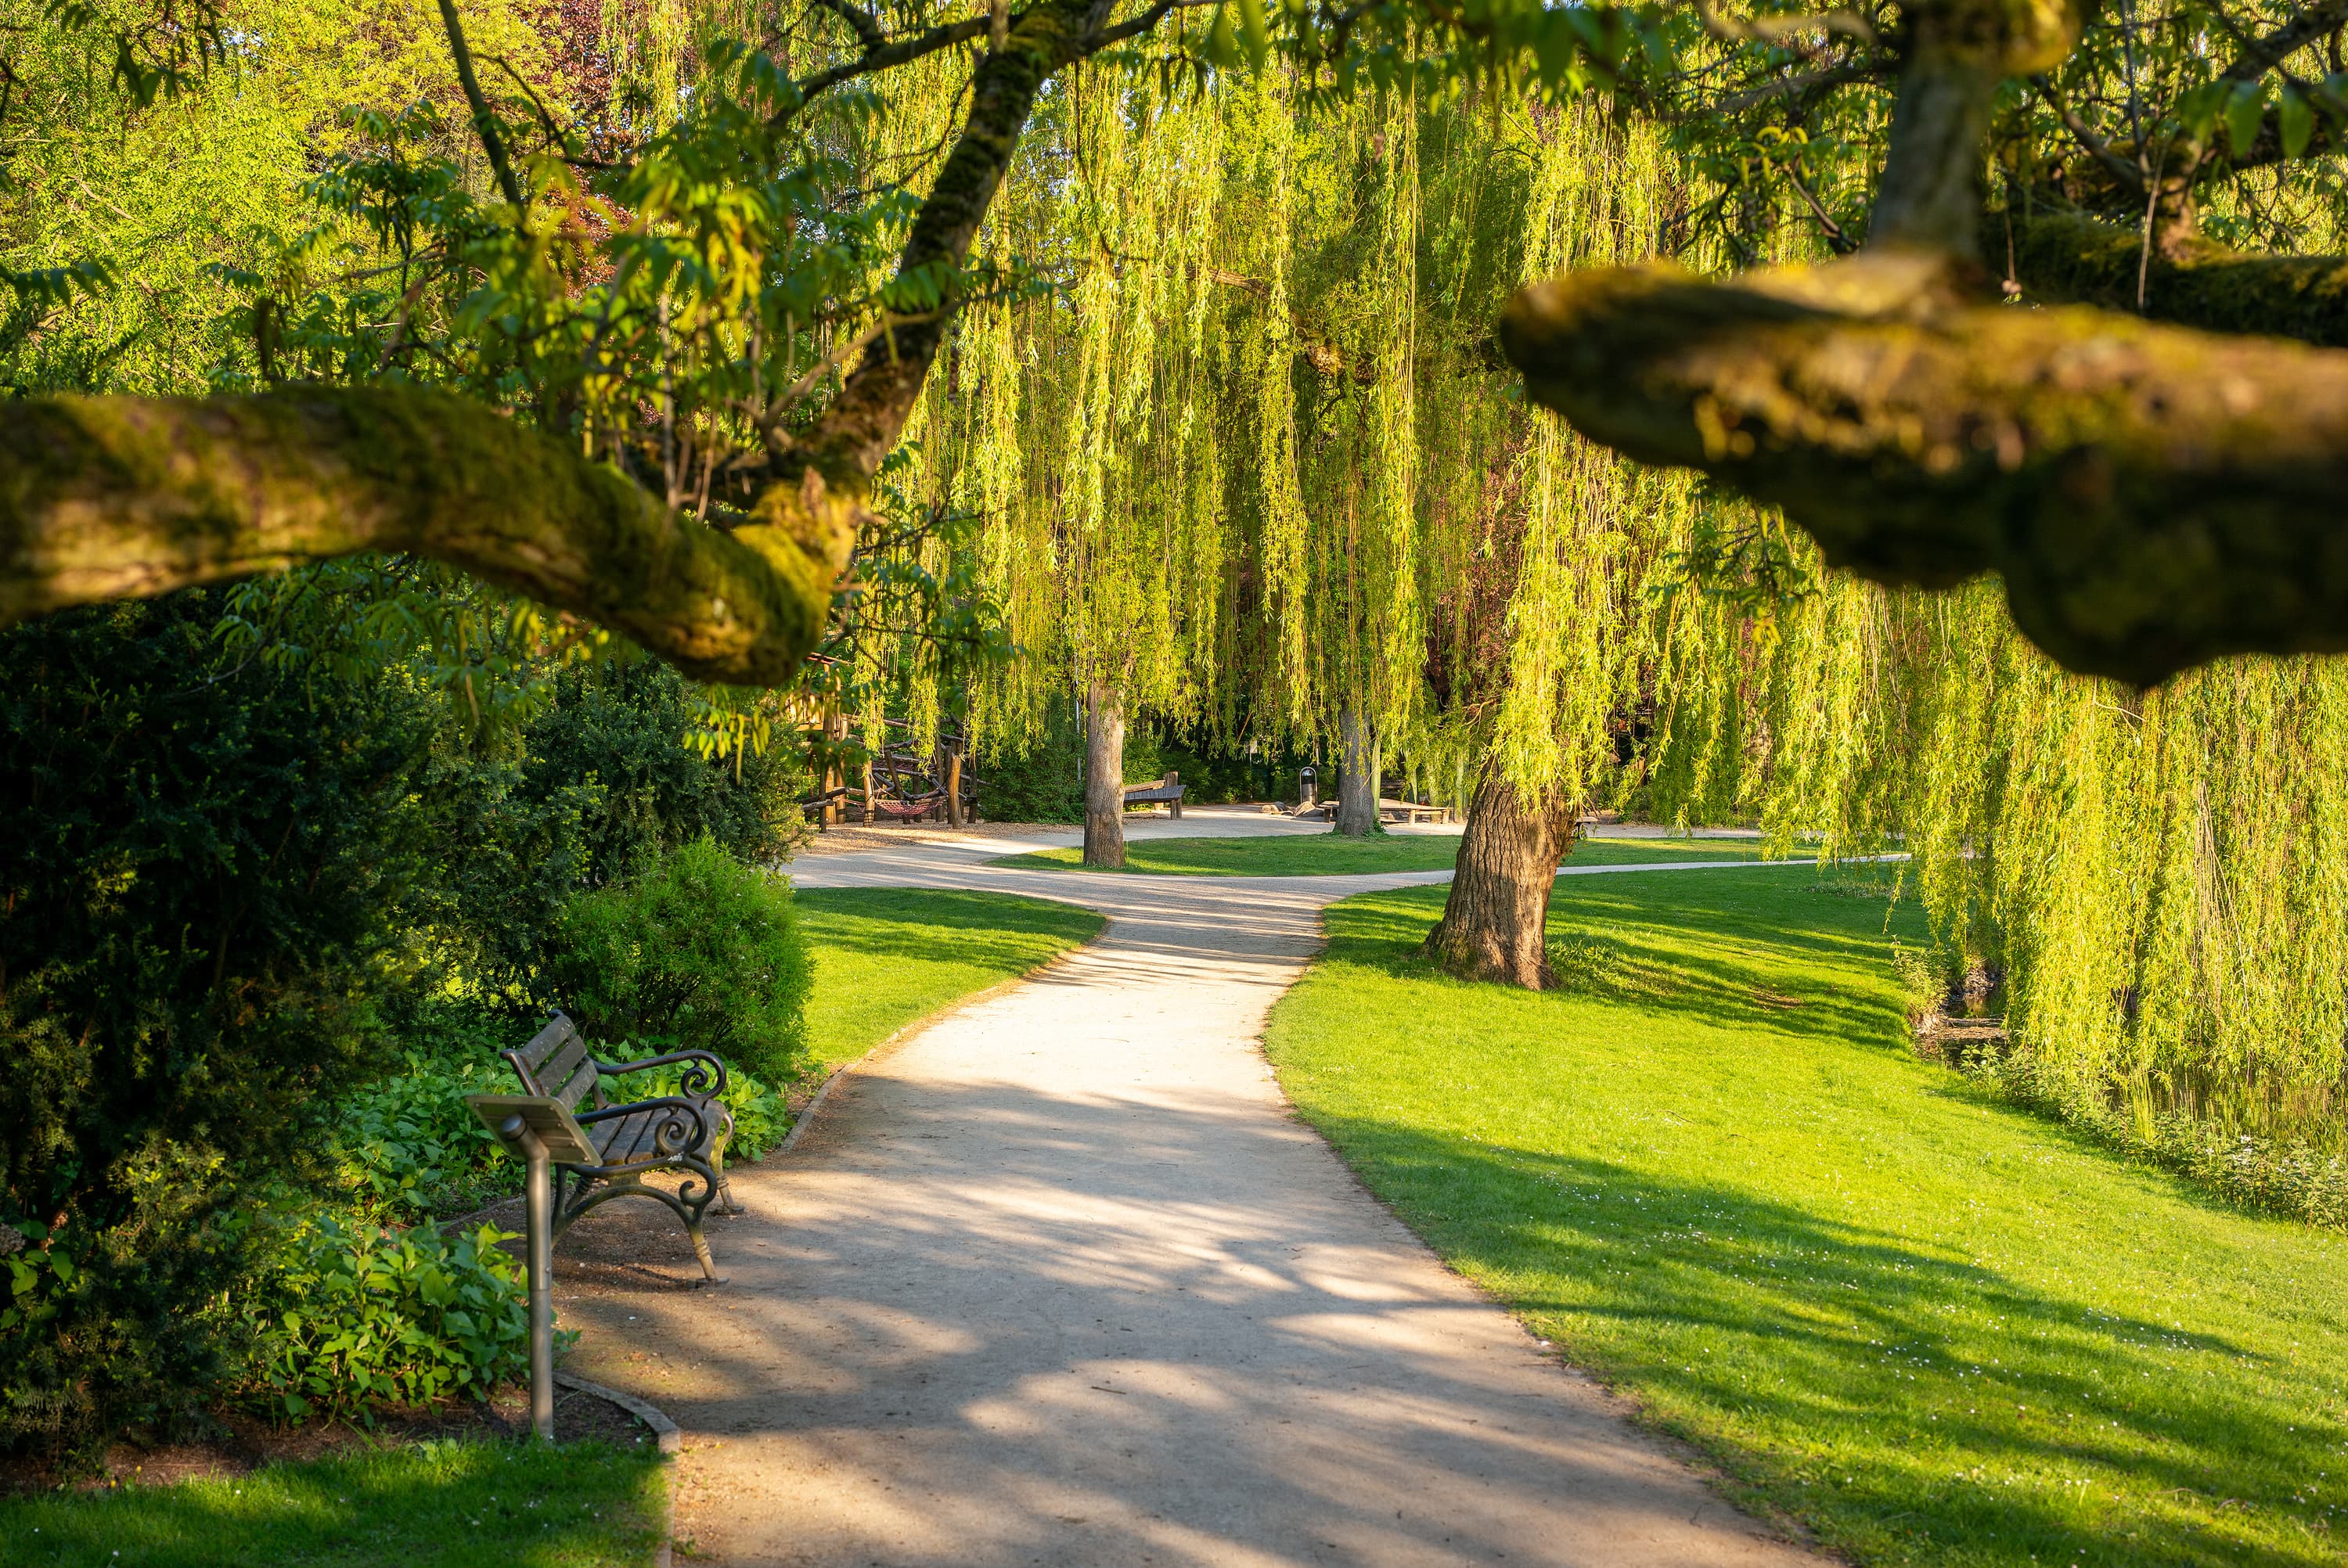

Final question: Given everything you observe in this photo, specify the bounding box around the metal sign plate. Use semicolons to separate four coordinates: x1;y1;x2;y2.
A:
465;1094;599;1164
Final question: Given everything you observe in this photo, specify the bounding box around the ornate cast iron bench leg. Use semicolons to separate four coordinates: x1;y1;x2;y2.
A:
550;1156;730;1286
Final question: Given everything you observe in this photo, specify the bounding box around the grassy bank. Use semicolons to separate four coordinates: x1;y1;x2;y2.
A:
1265;866;2348;1567
991;833;1772;877
794;887;1104;1068
0;1438;664;1567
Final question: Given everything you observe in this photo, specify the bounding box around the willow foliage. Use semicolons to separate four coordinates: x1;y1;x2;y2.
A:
1655;566;2348;1154
905;68;1701;804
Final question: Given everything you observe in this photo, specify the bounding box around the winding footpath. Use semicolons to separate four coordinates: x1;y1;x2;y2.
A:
556;811;1824;1567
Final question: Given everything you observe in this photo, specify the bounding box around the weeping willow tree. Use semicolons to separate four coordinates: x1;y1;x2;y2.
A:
1649;552;2348;1174
895;63;1251;864
906;70;1700;934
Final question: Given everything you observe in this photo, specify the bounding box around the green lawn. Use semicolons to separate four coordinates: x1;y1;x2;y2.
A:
0;1438;664;1567
1265;865;2348;1567
794;886;1105;1068
989;832;1774;877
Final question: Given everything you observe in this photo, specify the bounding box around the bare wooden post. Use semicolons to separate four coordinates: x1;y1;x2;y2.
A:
820;707;844;828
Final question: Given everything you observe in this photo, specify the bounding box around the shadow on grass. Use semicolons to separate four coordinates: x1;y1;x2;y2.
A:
0;1437;664;1568
1300;1106;2318;1566
1331;874;1917;1054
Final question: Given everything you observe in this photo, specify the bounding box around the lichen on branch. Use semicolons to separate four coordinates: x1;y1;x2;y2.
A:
1500;254;2348;686
2000;207;2348;349
2;387;853;685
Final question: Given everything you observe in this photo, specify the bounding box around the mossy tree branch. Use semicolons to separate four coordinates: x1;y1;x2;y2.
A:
1500;256;2348;687
3;0;1133;684
2;387;852;685
2000;207;2348;347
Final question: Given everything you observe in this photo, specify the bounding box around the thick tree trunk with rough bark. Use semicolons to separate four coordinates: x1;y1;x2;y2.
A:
1500;252;2348;687
1082;681;1125;869
944;744;965;828
1334;706;1379;837
1424;767;1577;989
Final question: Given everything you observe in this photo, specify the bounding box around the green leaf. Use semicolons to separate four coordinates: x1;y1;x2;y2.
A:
1203;3;1239;67
2280;85;2315;159
2178;81;2226;146
1235;0;1268;70
2226;79;2268;156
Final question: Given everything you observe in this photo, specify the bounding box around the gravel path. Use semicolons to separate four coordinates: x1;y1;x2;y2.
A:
554;810;1822;1567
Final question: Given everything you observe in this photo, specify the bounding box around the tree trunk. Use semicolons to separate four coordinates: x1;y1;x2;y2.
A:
1424;764;1577;990
1334;706;1379;837
944;743;965;828
1082;680;1125;869
861;757;877;825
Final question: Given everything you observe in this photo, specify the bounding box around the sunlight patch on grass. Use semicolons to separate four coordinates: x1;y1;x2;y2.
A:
794;887;1104;1068
989;833;1776;877
1266;868;2348;1567
0;1437;663;1568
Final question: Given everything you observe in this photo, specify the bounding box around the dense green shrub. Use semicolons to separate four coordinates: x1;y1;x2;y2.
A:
413;660;808;1001
240;1217;534;1420
322;1048;514;1221
546;839;812;1083
520;660;805;881
0;592;433;1454
976;692;1085;822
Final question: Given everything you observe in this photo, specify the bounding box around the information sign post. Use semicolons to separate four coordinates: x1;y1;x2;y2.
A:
466;1095;596;1441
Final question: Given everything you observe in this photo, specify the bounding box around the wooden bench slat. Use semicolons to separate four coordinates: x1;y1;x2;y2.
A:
550;1055;600;1111
536;1030;592;1097
593;1109;656;1164
514;1014;580;1074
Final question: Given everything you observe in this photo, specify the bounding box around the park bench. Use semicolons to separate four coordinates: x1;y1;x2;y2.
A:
1122;771;1186;818
499;1012;736;1284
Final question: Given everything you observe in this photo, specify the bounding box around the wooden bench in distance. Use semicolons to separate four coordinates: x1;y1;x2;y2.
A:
501;1012;737;1283
1122;771;1187;818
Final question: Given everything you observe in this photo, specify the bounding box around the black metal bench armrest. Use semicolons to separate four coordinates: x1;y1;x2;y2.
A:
592;1048;730;1098
570;1095;715;1167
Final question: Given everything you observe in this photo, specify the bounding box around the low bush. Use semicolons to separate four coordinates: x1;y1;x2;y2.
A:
240;1217;536;1421
322;1050;514;1221
547;838;812;1083
1968;1045;2348;1232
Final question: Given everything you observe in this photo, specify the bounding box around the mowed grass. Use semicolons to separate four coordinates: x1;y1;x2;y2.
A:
794;886;1104;1068
0;1438;664;1568
1264;866;2348;1566
990;832;1773;877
